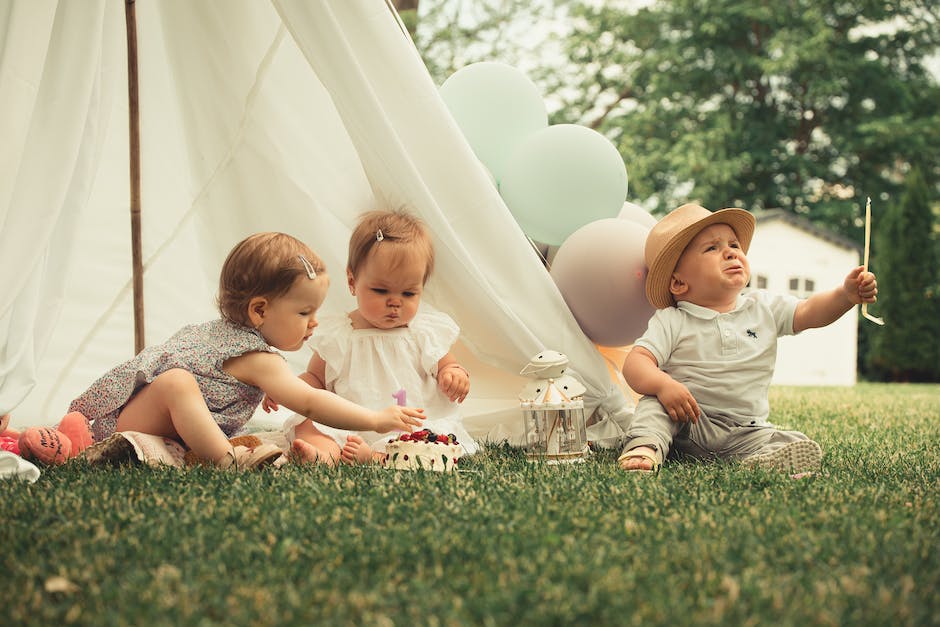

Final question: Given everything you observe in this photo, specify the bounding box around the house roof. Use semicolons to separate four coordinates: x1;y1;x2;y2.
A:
755;210;860;252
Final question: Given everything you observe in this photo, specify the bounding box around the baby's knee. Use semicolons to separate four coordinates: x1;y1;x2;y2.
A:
151;368;200;394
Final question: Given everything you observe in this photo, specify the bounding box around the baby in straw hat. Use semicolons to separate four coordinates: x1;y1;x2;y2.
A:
619;204;878;474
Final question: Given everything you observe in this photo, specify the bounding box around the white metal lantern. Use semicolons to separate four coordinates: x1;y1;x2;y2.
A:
519;350;589;463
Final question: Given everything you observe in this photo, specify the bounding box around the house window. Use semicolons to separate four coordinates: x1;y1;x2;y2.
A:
788;276;816;297
746;274;769;292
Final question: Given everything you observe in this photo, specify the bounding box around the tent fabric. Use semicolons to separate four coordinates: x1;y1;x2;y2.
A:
0;0;634;446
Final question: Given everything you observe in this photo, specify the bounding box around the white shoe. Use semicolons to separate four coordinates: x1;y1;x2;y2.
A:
742;440;822;474
218;443;282;470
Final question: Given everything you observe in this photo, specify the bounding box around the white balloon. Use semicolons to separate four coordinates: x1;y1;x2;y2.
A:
550;218;655;346
618;201;657;229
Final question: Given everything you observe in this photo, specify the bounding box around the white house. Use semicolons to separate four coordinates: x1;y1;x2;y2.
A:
747;211;862;386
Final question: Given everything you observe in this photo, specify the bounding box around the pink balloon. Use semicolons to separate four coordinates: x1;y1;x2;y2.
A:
618;201;657;229
550;218;656;346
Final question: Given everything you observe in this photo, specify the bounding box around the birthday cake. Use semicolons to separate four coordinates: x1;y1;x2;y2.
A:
384;430;464;472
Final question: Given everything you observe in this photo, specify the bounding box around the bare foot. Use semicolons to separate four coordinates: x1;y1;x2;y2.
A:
617;446;659;472
290;438;336;466
340;435;386;465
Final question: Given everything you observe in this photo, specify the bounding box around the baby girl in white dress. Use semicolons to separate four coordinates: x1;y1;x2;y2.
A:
273;209;477;464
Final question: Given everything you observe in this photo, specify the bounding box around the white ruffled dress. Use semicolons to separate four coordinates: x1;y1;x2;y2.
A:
283;309;479;454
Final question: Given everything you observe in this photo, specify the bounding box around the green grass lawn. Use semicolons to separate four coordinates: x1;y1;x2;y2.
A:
2;383;938;626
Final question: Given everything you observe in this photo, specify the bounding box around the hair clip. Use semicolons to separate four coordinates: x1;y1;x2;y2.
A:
375;229;384;242
298;255;317;279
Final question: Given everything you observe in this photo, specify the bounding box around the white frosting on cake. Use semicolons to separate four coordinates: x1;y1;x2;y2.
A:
384;433;464;472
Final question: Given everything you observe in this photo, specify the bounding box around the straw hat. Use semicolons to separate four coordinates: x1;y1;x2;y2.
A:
645;203;755;309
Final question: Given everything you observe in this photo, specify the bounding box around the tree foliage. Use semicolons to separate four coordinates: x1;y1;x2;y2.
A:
412;0;562;84
865;167;940;381
553;0;940;237
411;1;940;235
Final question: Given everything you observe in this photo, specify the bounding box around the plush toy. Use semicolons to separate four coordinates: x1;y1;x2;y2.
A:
17;411;94;466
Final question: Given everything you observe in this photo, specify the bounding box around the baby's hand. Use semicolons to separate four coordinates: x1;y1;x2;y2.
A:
656;379;700;424
438;364;470;403
844;266;878;305
374;405;425;434
261;394;279;413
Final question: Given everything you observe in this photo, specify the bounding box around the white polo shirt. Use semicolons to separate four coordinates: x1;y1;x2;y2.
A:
634;290;801;424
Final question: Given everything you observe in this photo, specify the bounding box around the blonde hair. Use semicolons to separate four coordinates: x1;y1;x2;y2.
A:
218;232;325;326
347;210;435;284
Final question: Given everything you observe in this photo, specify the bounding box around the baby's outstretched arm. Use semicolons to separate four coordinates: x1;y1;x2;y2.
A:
228;351;423;433
622;346;700;423
793;266;878;333
261;352;326;413
436;354;469;403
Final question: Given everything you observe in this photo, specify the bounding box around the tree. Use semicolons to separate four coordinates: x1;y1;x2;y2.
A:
865;167;940;381
411;0;566;85
552;0;940;239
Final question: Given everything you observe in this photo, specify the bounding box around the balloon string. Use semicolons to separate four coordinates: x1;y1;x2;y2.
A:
862;197;884;326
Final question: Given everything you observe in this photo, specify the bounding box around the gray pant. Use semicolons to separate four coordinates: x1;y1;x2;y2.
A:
620;396;812;466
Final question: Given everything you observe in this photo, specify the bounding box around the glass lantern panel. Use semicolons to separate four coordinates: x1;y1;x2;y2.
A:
522;407;587;458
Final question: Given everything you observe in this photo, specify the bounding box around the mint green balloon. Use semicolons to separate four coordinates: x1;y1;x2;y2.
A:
500;124;628;246
440;62;548;183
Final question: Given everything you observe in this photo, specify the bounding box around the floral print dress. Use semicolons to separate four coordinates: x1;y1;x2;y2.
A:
70;319;278;441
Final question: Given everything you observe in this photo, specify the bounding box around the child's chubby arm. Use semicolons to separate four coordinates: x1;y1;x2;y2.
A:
226;351;424;433
793;266;878;333
261;352;326;412
436;353;470;403
622;345;700;423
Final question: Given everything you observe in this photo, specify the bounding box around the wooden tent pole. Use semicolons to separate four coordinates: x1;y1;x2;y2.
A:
125;0;145;353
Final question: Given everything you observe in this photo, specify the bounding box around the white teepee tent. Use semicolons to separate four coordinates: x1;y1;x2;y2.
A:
0;0;633;446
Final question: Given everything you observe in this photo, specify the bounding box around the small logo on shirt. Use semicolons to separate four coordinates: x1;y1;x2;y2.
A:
746;329;757;339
